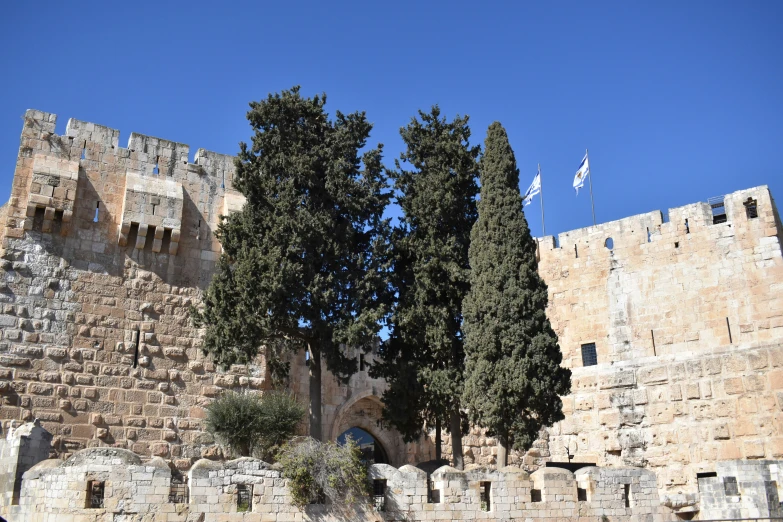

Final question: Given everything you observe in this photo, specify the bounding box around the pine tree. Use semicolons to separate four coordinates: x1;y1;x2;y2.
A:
462;122;571;467
372;106;479;469
193;87;390;441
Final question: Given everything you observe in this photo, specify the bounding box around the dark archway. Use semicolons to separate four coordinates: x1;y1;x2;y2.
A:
337;427;388;465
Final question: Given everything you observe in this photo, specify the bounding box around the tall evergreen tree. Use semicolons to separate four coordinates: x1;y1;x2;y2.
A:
193;87;390;441
372;106;479;469
462;123;571;467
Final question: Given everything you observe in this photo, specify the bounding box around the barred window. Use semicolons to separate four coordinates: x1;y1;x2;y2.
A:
237;484;252;512
169;475;188;504
87;480;104;509
581;343;597;367
373;479;386;511
744;197;758;219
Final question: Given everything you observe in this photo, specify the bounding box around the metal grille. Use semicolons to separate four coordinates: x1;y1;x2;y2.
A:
169;476;188;504
709;196;727;224
237;484;252;512
373;479;386;511
87;480;104;509
581;343;597;367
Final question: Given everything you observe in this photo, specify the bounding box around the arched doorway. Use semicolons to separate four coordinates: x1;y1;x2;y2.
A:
337;427;389;465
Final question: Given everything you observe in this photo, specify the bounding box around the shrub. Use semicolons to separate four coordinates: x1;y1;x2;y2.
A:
205;390;305;458
278;437;369;508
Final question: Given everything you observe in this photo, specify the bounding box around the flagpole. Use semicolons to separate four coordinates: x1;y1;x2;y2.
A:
539;164;546;237
586;148;596;226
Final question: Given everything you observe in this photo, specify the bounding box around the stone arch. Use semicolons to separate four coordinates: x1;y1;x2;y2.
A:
329;392;405;466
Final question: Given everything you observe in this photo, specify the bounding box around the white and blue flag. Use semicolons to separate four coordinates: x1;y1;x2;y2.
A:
573;152;590;194
522;167;541;206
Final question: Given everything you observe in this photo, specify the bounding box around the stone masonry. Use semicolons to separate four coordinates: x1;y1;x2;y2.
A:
0;110;782;516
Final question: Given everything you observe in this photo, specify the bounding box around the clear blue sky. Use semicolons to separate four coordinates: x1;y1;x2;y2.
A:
1;1;781;237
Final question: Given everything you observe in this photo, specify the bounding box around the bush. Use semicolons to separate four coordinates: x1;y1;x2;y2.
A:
278;437;369;508
205;390;305;459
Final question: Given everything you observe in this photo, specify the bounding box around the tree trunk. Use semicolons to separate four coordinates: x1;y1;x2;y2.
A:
309;345;322;441
449;407;464;470
497;431;509;469
435;418;442;461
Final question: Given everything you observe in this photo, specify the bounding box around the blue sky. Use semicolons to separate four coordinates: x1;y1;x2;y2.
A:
0;1;781;237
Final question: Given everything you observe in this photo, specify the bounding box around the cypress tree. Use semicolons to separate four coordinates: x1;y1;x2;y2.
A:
193;87;390;441
372;106;479;469
462;122;571;467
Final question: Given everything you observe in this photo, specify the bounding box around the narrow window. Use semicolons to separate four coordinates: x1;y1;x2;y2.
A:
553;236;560;248
81;141;86;160
237;484;252;512
724;476;739;496
359;354;365;372
661;210;670;223
153;156;160;175
169;475;188;504
87;480;105;508
196;220;201;240
132;328;140;368
646;227;651;243
581;343;597;367
651;330;656;356
480;481;491;511
604;237;613;250
726;317;733;344
577;487;587;502
428;480;440;504
31;207;45;233
744;197;758;219
684;218;690;233
305;351;310;367
373;479;386;512
574;244;578;258
531;488;542;502
710;196;727;224
93;202;100;223
624;484;631;507
674;242;679;248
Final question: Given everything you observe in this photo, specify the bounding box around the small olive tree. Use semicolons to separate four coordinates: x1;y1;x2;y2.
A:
278;437;369;508
205;390;305;459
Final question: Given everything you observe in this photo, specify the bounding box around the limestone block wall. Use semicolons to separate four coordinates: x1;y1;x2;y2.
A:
698;460;783;519
0;419;51;508
4;439;673;522
537;185;783;367
0;110;406;468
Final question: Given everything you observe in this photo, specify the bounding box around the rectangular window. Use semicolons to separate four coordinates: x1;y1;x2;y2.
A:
581;343;597;367
709;196;727;224
480;481;491;511
531;488;542;502
373;479;386;511
624;484;631;507
724;476;739;496
428;480;440;504
169;475;188;504
577;487;587;502
237;484;252;512
744;197;758;219
696;472;718;491
87;480;105;509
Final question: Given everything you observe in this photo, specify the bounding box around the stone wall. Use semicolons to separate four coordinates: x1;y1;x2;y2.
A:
0;110;414;469
1;110;783;508
3;430;671;522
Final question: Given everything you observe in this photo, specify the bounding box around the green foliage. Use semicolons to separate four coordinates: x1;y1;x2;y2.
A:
372;106;479;459
192;86;391;438
462;122;571;453
205;390;305;459
279;437;369;508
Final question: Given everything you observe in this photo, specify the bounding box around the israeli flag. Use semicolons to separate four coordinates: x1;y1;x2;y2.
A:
523;168;541;206
573;153;590;194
